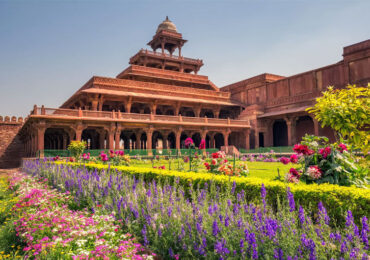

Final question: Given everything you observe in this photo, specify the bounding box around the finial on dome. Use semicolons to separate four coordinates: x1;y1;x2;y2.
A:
156;16;177;33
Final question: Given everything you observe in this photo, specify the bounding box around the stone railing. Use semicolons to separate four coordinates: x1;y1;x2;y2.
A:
0;115;24;124
30;106;250;128
137;49;201;63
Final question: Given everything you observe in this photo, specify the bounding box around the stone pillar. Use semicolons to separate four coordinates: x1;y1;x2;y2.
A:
125;97;132;113
195;106;201;118
214;108;220;118
245;129;250;150
37;126;46;157
75;128;82;141
62;134;67;150
146;127;153;156
254;129;259;149
108;131;115;150
313;118;320;136
115;127;122;150
175;128;182;150
136;133;141;149
91;100;98;111
151;102;157;115
200;130;207;142
98;130;105;150
224;131;230;147
285;117;296;146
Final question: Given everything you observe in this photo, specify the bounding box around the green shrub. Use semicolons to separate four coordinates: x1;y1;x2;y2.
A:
55;161;370;225
67;140;86;160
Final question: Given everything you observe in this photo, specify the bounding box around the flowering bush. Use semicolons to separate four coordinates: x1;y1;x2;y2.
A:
242;153;278;162
22;162;370;259
286;135;369;187
99;150;130;166
205;151;249;177
67;140;86;160
6;172;153;259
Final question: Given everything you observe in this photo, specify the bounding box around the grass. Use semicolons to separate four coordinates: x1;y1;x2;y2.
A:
129;159;293;180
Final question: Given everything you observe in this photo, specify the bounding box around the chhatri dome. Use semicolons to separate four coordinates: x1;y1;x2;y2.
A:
156;16;177;33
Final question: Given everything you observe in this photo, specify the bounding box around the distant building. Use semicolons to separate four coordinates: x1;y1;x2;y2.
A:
0;17;369;166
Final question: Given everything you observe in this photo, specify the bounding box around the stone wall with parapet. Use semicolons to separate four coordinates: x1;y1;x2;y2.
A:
0;116;24;169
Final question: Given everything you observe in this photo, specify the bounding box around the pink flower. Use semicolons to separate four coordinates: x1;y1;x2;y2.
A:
290;154;298;163
319;147;331;159
338;143;347;153
280;157;290;165
184;137;194;148
211;159;217;165
199;139;206;149
293;144;314;155
307;165;322;179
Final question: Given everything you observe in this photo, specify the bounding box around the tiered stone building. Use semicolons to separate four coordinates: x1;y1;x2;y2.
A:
0;17;369;166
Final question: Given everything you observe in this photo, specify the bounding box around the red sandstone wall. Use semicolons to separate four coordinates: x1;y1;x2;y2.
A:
0;116;24;169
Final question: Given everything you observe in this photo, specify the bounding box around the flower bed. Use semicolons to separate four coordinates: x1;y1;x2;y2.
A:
29;160;370;226
22;161;369;259
2;172;154;259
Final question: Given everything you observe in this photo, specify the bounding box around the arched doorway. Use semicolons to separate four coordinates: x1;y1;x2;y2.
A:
192;133;202;147
214;133;224;149
44;128;69;150
180;132;188;148
273;120;288;146
82;128;102;149
152;131;163;149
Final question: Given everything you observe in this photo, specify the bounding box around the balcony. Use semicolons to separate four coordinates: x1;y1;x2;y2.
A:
30;106;250;129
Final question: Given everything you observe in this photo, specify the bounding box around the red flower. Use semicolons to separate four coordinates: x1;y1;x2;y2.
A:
290;154;298;163
184;137;194;148
319;147;331;159
338;143;347;153
279;157;290;165
199;139;206;150
293;144;314;155
97;204;102;208
289;168;300;177
211;152;219;159
211;159;217;165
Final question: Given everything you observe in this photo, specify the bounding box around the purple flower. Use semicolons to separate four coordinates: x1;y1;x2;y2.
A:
346;210;354;227
286;188;295;212
318;202;330;225
298;206;305;225
212;220;220;236
231;181;236;194
361;216;369;249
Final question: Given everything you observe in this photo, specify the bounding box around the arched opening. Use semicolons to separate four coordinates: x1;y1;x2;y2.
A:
144;107;151;114
192;133;202;147
296;116;314;143
273;120;288;147
180;132;188;148
214;133;224;149
201;109;214;118
82;128;102;149
228;132;240;148
167;132;176;149
219;109;233;119
180;107;195;117
140;133;147;150
152;131;163;149
206;134;211;148
165;110;175;116
156;108;163;115
44;128;69;150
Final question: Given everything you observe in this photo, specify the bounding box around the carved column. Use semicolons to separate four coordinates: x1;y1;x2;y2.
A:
214;108;220;118
151;102;157;115
62;134;68;150
244;129;250;150
115;126;122;150
285;117;297;146
74;123;84;142
146;126;154;156
97;130;105;150
175;128;182;150
195;106;201;118
175;102;181;116
37;123;46;157
125;97;132;113
223;130;230;147
136;132;142;149
313;118;320;136
254;129;259;149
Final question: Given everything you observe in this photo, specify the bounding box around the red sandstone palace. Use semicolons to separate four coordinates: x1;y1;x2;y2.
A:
0;17;369;167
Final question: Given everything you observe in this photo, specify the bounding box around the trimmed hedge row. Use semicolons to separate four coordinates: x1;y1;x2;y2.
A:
54;161;370;225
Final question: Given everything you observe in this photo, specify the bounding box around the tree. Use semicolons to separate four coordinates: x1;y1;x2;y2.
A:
307;84;370;154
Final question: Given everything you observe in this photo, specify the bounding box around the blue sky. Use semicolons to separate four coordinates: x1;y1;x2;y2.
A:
0;0;369;116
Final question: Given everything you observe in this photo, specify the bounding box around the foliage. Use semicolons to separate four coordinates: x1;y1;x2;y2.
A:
307;84;370;154
5;172;154;259
47;160;370;226
67;140;87;160
285;135;369;187
205;151;249;177
23;161;370;259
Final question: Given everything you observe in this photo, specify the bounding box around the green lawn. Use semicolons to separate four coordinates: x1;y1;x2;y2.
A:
129;159;293;180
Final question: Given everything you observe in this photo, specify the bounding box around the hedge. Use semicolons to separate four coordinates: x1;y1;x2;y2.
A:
51;161;370;225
